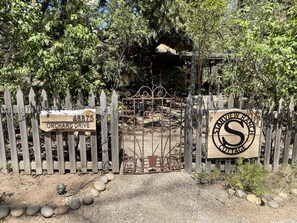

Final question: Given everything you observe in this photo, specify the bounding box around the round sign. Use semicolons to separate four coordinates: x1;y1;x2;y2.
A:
212;111;256;155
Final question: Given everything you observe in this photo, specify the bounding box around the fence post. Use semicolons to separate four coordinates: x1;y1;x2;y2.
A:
293;126;297;164
41;89;54;174
215;93;224;171
205;95;214;173
53;90;65;174
29;88;42;174
77;92;87;173
225;93;234;173
185;93;193;173
66;90;76;173
273;98;284;171
16;89;31;174
89;91;98;173
263;99;274;170
4;88;19;173
111;90;119;173
100;90;109;172
195;95;203;173
256;97;264;165
283;97;294;166
0;107;7;173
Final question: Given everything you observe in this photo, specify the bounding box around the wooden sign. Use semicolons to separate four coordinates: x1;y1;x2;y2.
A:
207;109;261;158
40;109;96;132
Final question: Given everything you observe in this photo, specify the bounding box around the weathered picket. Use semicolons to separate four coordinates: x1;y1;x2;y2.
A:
0;88;119;174
185;94;297;173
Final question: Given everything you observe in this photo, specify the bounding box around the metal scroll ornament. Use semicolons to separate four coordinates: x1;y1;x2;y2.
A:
121;85;183;174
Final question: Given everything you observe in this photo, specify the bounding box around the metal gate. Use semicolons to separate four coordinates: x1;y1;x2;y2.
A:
121;85;183;174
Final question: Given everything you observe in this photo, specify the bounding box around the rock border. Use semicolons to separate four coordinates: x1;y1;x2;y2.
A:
0;173;115;220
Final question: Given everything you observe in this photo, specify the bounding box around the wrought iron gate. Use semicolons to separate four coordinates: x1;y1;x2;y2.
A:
121;86;183;174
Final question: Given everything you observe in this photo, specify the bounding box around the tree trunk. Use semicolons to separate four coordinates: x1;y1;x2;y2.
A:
197;53;203;94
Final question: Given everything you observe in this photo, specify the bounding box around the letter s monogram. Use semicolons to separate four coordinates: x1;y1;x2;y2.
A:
222;120;245;147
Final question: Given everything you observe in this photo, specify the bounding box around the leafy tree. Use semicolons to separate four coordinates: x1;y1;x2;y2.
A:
178;0;229;94
221;0;297;100
99;0;155;89
0;0;105;95
0;0;157;95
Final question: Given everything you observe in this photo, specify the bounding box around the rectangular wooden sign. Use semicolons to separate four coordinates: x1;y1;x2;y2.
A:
40;109;96;132
207;109;261;158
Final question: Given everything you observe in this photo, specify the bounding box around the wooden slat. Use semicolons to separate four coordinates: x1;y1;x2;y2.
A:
273;98;284;171
53;90;64;174
215;93;224;171
225;93;234;173
195;95;203;173
205;95;214;173
41;89;54;174
77;92;87;173
111;90;119;173
255;97;264;164
247;95;255;109
100;90;109;172
185;93;193;173
0;110;7;173
293;132;297;164
29;88;42;174
89;91;98;173
65;90;76;173
4;88;19;173
264;99;274;170
283;97;294;166
16;89;31;174
238;96;244;109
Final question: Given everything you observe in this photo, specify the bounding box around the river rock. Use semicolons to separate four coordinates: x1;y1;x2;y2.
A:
273;196;285;204
246;194;261;205
0;206;10;220
83;196;94;205
94;181;105;191
41;206;54;218
106;173;115;181
10;207;24;217
69;198;81;210
290;188;297;196
90;189;100;197
54;206;69;215
236;189;246;198
100;175;108;184
228;189;235;196
26;205;41;216
279;192;288;200
261;197;268;206
268;200;279;209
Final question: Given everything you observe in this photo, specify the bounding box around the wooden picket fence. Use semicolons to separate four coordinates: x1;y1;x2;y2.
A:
184;94;297;173
0;88;119;175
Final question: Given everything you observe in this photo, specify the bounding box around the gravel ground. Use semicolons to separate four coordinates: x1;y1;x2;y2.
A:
3;171;297;223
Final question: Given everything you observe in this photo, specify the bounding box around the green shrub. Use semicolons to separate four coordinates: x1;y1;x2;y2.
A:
196;168;223;184
227;158;268;197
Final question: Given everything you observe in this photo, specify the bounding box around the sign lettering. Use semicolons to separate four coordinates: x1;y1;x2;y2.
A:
208;110;261;158
40;109;96;132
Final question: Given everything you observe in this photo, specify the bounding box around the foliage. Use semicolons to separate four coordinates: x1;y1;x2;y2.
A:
221;0;297;100
0;0;105;95
227;158;268;197
0;0;156;95
196;168;224;184
100;0;155;89
178;0;229;93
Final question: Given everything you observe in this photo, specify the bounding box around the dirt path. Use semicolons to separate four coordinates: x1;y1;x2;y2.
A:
1;171;297;223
